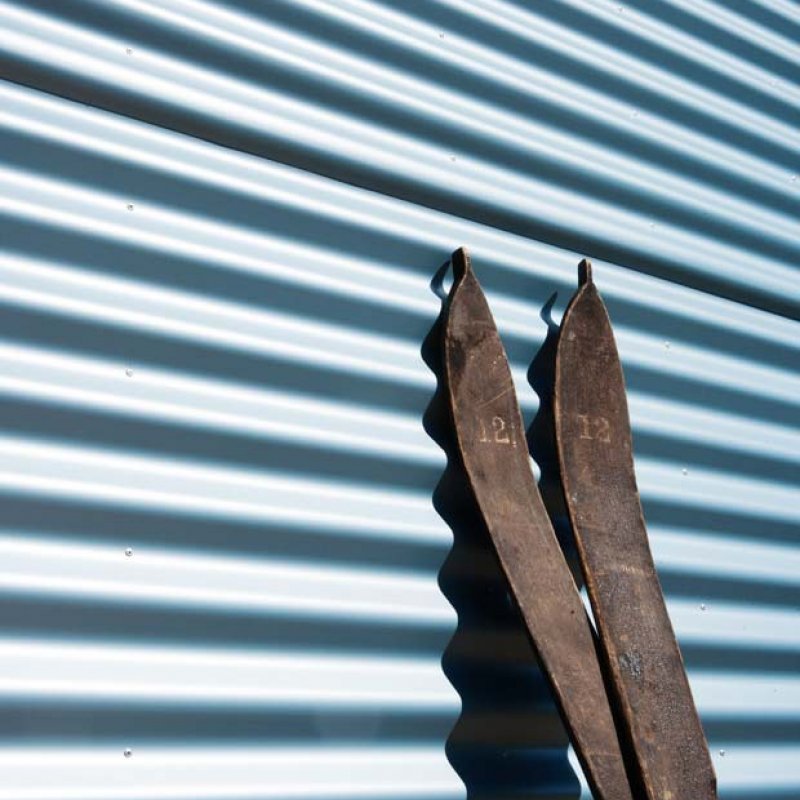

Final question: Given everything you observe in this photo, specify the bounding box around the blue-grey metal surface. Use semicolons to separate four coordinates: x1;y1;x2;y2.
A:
0;1;797;798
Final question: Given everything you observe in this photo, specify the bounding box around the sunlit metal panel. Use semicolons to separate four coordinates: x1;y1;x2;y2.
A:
0;1;796;798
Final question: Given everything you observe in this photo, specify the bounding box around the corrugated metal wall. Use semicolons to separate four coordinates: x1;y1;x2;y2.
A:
0;1;797;798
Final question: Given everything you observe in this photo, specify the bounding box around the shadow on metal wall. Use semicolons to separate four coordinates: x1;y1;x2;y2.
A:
422;263;579;800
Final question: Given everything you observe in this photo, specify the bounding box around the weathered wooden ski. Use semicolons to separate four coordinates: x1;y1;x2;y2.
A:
554;260;717;800
443;248;634;800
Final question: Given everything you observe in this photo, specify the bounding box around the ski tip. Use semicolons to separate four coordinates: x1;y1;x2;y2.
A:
578;258;593;287
451;247;472;282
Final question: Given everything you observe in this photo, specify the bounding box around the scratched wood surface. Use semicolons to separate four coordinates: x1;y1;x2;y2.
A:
554;261;717;800
443;248;634;800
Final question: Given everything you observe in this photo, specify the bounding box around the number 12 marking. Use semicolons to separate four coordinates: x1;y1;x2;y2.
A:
577;414;611;443
478;415;514;445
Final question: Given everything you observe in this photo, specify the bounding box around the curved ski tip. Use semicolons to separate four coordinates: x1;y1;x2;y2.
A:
451;247;473;282
578;258;593;287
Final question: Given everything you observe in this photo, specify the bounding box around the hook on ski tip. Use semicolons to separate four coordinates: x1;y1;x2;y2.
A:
578;258;593;286
451;247;473;283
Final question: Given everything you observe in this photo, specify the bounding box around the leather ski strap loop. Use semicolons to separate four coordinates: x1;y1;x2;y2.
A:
442;248;634;800
554;261;717;800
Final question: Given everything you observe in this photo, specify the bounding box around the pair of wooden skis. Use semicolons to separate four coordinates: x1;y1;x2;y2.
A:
442;248;716;800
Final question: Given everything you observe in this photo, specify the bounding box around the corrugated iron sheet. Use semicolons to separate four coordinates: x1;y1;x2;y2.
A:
0;1;796;798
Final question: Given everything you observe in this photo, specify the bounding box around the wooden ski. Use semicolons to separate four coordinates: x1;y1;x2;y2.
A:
554;260;717;800
443;248;634;800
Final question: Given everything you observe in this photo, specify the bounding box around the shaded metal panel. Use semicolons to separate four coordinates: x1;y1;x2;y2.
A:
0;1;796;799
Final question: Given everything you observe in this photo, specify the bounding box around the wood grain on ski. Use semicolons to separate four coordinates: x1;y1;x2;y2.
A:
443;248;634;800
554;260;717;800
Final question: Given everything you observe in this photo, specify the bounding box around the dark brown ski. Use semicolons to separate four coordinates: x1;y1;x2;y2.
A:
554;260;717;800
443;248;634;800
